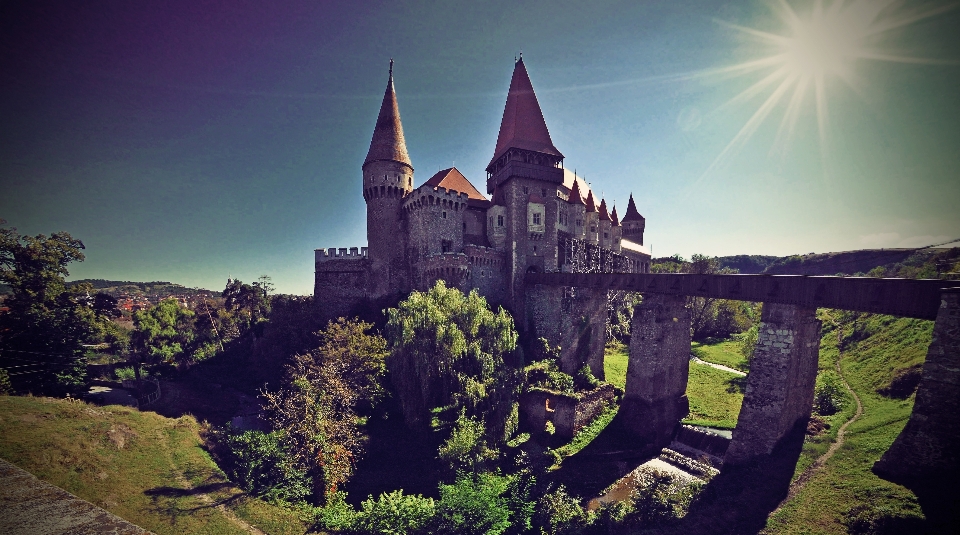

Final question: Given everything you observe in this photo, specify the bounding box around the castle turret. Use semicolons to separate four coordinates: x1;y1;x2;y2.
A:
598;198;612;249
584;191;599;245
610;205;622;253
362;60;413;297
621;193;646;246
565;176;587;239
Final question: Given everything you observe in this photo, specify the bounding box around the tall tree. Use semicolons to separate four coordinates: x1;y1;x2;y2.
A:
0;220;93;395
384;281;520;445
131;298;196;372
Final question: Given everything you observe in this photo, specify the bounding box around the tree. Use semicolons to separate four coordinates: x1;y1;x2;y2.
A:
260;317;388;504
0;220;94;395
384;281;520;445
131;298;196;372
222;276;272;334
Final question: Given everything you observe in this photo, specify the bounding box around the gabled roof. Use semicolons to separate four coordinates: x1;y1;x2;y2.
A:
364;61;411;168
585;191;597;212
622;194;645;222
598;199;611;221
423;167;486;201
488;57;563;167
567;177;586;205
611;205;620;226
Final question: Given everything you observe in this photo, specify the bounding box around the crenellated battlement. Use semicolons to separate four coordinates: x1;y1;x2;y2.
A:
316;247;369;262
402;185;470;213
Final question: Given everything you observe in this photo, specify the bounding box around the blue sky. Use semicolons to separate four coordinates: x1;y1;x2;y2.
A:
2;0;958;294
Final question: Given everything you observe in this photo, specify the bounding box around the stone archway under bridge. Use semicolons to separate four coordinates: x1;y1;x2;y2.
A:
524;272;960;492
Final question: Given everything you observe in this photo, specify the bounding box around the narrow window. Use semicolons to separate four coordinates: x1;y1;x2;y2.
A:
442;211;447;219
533;213;541;225
523;186;529;194
541;188;546;196
497;215;504;227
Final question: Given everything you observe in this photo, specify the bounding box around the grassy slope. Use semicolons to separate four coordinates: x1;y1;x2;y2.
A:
605;343;743;429
0;396;307;535
763;314;933;534
691;338;749;372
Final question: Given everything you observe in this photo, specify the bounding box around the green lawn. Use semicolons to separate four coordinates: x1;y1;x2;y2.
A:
762;314;933;534
691;337;749;372
604;342;744;429
0;396;308;535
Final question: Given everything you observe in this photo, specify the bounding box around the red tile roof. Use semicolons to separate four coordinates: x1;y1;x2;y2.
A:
585;191;598;212
489;58;563;167
423;167;487;201
598;199;611;221
567;177;586;205
611;205;620;226
364;62;412;168
623;194;645;222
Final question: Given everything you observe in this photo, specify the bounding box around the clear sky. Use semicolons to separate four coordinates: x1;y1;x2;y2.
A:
2;0;958;295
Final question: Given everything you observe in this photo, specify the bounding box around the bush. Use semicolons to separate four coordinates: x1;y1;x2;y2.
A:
814;372;847;416
352;490;436;535
216;427;312;504
438;412;498;473
574;364;600;391
533;485;592;535
432;472;513;535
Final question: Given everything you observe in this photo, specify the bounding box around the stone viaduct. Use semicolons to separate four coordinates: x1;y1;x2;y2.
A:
526;272;959;489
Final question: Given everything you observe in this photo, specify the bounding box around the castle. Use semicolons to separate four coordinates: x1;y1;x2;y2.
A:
315;58;651;374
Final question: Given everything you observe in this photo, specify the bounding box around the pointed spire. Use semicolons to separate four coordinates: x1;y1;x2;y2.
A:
364;60;412;168
611;205;620;226
585;190;597;212
488;57;563;167
599;198;611;221
567;177;586;205
622;194;645;222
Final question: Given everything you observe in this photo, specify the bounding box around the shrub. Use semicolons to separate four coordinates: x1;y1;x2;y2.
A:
352;490;436;535
814;372;847;416
438;412;498;473
432;472;513;535
533;485;592;535
574;364;601;391
0;369;12;395
217;427;312;504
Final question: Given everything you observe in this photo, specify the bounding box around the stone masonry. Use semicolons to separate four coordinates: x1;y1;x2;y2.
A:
725;303;821;465
621;293;691;449
873;287;960;487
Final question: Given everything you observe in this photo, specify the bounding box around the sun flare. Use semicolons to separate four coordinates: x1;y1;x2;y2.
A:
699;0;957;178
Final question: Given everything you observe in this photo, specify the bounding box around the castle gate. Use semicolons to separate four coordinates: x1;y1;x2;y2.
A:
525;272;959;488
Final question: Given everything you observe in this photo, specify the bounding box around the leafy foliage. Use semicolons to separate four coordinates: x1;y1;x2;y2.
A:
813;371;847;416
385;281;520;444
352;490;436;535
216;427;312;504
437;412;498;474
432;472;513;535
131;298;196;368
0;220;97;395
261;318;387;504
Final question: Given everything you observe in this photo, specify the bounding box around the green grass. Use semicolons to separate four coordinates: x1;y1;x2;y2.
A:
762;314;933;534
0;395;308;535
605;342;744;429
552;404;619;461
604;344;629;390
691;337;749;372
683;362;744;429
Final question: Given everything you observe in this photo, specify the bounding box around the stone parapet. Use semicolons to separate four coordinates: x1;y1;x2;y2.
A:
316;247;368;262
725;303;821;465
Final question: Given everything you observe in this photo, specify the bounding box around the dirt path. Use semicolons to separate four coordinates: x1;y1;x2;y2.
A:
156;429;266;535
690;356;746;376
770;315;864;515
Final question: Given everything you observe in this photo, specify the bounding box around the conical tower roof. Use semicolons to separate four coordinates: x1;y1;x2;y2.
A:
585;191;597;212
622;194;645;222
611;205;620;226
488;57;563;168
599;198;611;221
567;177;586;205
364;60;412;169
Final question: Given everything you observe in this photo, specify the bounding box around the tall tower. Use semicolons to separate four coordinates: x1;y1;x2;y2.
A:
362;60;413;298
621;194;646;245
486;57;565;309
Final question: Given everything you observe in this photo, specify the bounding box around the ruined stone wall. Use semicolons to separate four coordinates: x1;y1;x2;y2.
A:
622;293;691;449
725;303;821;465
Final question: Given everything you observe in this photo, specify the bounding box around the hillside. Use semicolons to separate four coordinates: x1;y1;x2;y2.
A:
68;279;218;298
0;396;308;535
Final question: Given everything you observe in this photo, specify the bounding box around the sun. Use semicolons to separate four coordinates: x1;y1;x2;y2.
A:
698;0;957;178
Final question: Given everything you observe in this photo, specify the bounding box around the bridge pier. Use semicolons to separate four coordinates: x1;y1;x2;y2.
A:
621;293;691;449
874;287;960;488
725;303;821;465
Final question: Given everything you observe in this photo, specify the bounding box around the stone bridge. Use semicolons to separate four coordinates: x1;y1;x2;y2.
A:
525;272;960;490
